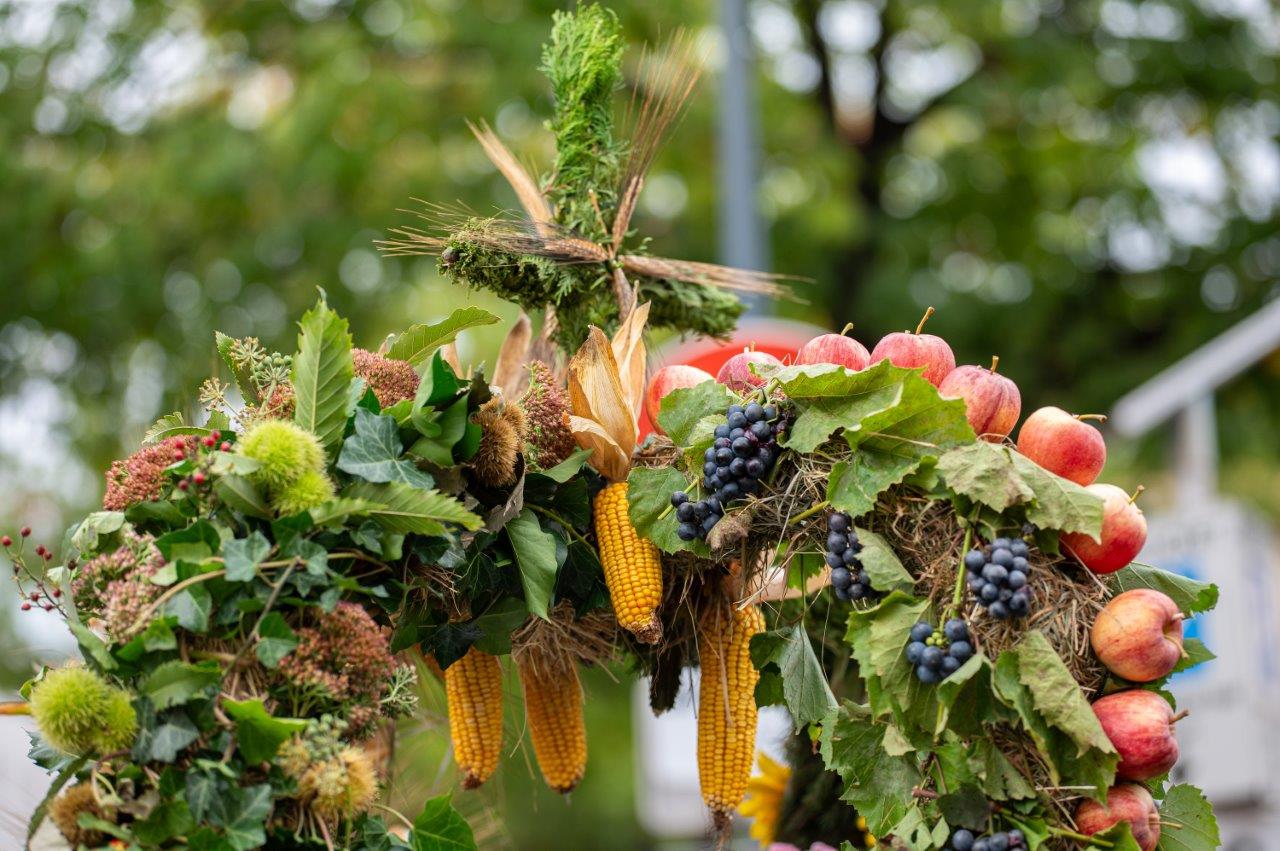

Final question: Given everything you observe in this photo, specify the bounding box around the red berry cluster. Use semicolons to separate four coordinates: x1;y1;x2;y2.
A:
3;525;64;615
177;430;226;495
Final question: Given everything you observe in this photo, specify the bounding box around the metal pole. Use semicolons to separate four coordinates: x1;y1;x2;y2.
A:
718;0;769;313
1174;395;1218;506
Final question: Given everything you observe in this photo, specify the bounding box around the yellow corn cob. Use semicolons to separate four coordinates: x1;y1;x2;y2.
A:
593;481;663;644
444;647;504;789
515;650;587;793
697;601;765;829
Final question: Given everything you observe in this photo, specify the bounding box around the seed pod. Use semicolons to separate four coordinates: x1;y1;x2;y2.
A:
697;601;764;830
444;647;504;789
592;482;663;643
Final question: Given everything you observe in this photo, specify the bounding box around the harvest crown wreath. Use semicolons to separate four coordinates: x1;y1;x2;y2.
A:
6;5;1219;851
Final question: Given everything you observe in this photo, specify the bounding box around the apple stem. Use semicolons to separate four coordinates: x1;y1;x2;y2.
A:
1075;413;1108;422
1129;484;1146;504
1172;709;1190;724
914;306;935;335
990;355;1000;374
840;322;856;336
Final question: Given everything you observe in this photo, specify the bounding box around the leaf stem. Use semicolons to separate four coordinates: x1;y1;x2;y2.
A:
527;504;593;549
1048;826;1111;847
788;500;831;527
948;526;974;618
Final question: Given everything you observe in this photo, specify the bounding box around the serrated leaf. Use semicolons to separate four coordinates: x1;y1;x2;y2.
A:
1171;637;1215;675
843;592;936;734
1111;564;1219;615
223;531;271;582
143;411;193;444
305;497;381;527
749;625;838;728
1009;451;1104;537
853;528;914;594
828;453;923;520
222;698;308;764
937;441;1034;512
387;307;499;365
410;793;478;851
343;481;481;535
626;465;706;556
141;661;222;711
505;508;558;619
1016;631;1115;756
1157;784;1219;851
292;297;355;459
339;408;435;487
818;703;921;836
656;380;735;446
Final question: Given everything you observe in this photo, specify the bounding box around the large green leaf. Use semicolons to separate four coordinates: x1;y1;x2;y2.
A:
1111;563;1219;615
853;528;914;594
292;297;355;459
141;661;222;711
221;698;308;764
818;703;922;836
505;508;558;619
656;380;736;447
843;591;937;735
214;475;271;519
937;441;1034;513
749;625;838;728
343;481;481;535
339;407;435;487
1016;631;1114;756
386;306;500;365
1008;451;1104;536
1157;784;1219;851
410;794;478;851
626;465;706;555
827;453;924;520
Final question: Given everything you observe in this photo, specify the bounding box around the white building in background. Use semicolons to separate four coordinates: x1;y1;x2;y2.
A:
1112;297;1280;850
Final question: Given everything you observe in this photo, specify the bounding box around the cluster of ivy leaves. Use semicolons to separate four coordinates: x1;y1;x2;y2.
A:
629;362;1221;850
26;297;605;850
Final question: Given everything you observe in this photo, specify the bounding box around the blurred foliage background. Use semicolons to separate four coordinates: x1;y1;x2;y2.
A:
1;0;1278;847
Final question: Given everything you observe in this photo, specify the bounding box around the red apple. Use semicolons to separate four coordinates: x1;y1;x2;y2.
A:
1062;484;1147;574
645;365;714;435
716;349;783;393
869;306;956;386
938;356;1021;441
1075;783;1161;851
1016;407;1107;485
796;328;870;372
1091;589;1185;682
1092;689;1183;781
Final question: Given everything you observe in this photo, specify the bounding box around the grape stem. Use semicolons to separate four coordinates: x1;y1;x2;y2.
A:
947;526;974;619
788;500;831;526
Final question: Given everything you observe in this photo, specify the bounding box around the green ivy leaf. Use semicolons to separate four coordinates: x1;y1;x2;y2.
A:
254;613;298;668
409;793;478;851
141;661;222;711
155;520;221;562
339;408;436;487
222;699;308;764
217;783;273;851
343;481;481;535
70;511;126;554
386;307;500;366
656;380;735;446
409;396;470;466
223;531;271;582
505;508;558;619
1157;784;1219;851
142;711;201;763
1111;564;1219;615
164;584;212;633
292;296;355;459
749;625;838;728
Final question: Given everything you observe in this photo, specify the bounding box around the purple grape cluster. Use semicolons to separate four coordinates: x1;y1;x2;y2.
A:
825;511;875;602
964;537;1033;620
674;402;785;541
947;827;1025;851
905;618;974;684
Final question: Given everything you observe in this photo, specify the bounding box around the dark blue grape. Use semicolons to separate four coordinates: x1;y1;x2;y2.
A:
714;436;731;449
833;584;850;601
848;583;865;598
714;424;731;439
828;512;849;532
828;532;848;551
716;465;731;480
704;447;717;463
703;461;717;478
921;646;944;669
856;569;871;586
941;656;960;675
676;502;696;522
910;622;934;643
1008;829;1024;847
731;437;752;456
964;550;986;572
944;618;969;643
701;515;719;535
705;475;722;491
715;447;734;464
677;523;698;541
980;583;999;602
745;458;765;477
906;641;926;663
949;641;973;662
729;457;747;477
671;491;688;507
983;564;1008;583
825;551;844;569
727;411;747;429
991;548;1015;568
727;404;744;416
989;601;1010;620
842;548;859;566
973;838;990;851
969;576;985;591
1008;570;1026;589
729;427;745;440
750;421;772;440
916;665;941;684
744;403;765;422
720;482;741;501
951;829;975;851
756;446;774;466
830;567;851;588
693;501;709;520
704;496;721;515
989;833;1009;851
1012;556;1030;573
1008;593;1030;617
1011;540;1030;558
992;537;1013;550
998;587;1013;602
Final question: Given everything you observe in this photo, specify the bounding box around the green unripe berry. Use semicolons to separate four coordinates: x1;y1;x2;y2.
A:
273;468;336;516
30;665;137;756
237;420;326;491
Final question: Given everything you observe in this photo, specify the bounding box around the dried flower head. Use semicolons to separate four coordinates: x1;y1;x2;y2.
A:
72;531;163;618
277;603;396;737
352;348;420;408
30;664;137;756
519;361;576;470
49;783;114;847
102;436;197;510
